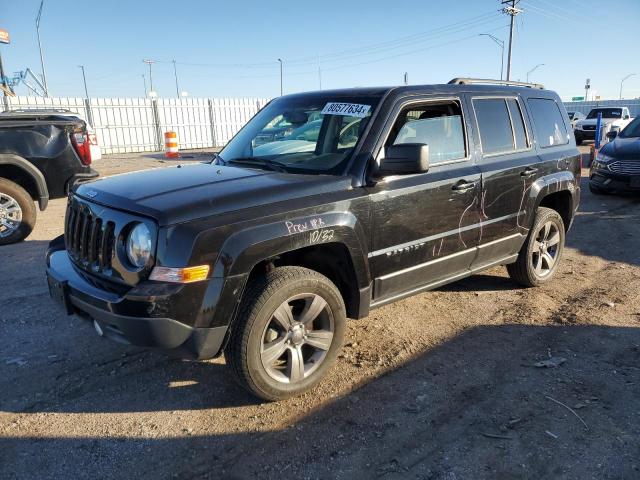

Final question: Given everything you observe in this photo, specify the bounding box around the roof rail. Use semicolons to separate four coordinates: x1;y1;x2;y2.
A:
448;78;544;89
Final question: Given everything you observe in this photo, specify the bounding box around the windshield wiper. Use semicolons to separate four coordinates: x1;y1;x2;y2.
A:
226;157;288;172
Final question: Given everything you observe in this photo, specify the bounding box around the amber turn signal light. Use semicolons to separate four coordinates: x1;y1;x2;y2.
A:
149;265;210;283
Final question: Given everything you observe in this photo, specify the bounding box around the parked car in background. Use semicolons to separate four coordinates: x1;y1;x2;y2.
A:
2;109;102;161
567;111;585;128
46;78;580;400
589;116;640;194
0;110;98;244
574;107;633;145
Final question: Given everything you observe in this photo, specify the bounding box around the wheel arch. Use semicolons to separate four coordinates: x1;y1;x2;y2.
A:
526;171;579;232
0;154;49;210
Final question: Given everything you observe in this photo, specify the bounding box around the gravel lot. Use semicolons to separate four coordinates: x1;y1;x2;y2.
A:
1;146;640;480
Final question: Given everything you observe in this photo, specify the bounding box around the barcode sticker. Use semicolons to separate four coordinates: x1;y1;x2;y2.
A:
321;102;371;118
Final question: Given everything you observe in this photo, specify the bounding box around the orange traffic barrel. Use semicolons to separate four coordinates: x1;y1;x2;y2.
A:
164;131;179;158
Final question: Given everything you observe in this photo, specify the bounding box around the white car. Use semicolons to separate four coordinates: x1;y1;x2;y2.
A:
574;107;633;145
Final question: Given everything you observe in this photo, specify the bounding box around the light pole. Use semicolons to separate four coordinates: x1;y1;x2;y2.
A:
479;33;505;80
143;59;156;94
526;63;545;83
78;65;88;98
277;58;283;96
142;74;147;97
35;0;49;97
620;73;636;100
172;60;180;98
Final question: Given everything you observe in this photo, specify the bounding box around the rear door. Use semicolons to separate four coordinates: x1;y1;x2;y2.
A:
467;95;536;269
367;96;482;304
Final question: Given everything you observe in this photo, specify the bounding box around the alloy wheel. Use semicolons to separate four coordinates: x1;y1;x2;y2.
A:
260;293;334;384
531;220;560;277
0;193;22;238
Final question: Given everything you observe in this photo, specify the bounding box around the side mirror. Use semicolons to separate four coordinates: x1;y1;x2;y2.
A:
624;115;630;120
378;143;430;176
606;130;618;140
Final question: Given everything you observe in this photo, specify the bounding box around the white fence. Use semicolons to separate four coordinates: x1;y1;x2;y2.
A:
1;96;270;154
563;99;640;118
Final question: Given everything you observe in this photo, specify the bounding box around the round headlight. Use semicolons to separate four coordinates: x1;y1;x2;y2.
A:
126;223;152;268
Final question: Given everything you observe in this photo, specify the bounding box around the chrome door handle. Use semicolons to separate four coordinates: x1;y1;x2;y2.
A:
521;167;539;177
452;180;476;192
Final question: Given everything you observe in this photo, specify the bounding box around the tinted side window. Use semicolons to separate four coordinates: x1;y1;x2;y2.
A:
527;98;569;148
388;100;466;163
507;99;528;150
473;99;514;155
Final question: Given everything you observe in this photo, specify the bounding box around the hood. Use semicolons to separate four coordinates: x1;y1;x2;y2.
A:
600;136;640;160
74;163;352;226
253;140;316;155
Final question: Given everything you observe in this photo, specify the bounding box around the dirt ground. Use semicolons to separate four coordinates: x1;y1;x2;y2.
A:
1;146;639;480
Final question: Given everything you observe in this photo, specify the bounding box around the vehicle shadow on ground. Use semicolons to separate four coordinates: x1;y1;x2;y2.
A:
2;324;639;479
566;177;640;266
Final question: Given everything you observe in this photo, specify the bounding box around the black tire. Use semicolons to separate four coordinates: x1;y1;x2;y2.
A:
0;178;36;245
507;207;565;288
589;183;610;195
225;266;346;401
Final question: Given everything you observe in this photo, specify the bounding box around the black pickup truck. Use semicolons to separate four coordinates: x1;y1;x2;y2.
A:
0;110;98;244
46;79;580;400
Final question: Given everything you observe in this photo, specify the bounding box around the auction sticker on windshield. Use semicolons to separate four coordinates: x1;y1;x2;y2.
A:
321;102;371;118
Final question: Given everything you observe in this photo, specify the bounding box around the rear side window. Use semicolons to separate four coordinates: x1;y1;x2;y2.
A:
473;98;516;155
527;98;569;148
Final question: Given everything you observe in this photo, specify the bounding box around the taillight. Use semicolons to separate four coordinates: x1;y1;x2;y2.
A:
71;128;92;166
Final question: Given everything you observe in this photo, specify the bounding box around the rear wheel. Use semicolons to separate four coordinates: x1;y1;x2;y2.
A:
0;178;36;245
225;266;346;401
507;207;565;287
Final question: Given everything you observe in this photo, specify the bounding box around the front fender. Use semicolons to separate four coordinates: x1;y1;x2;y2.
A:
213;211;370;286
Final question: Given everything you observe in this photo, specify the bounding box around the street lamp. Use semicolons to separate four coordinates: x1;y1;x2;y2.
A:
35;0;49;97
479;33;505;81
526;63;545;83
277;58;283;96
620;73;636;100
143;59;156;95
78;65;88;98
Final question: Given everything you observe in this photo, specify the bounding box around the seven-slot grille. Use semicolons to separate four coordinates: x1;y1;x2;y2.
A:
65;201;115;271
608;161;640;175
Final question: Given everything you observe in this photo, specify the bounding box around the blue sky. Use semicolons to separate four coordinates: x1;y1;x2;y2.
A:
2;0;639;100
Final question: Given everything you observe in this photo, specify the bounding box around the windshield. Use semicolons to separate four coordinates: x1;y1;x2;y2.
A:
587;108;622;119
218;93;382;174
619;117;640;138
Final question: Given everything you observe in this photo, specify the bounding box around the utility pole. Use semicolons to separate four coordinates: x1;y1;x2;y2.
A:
620;73;636;100
142;74;147;97
36;0;49;97
277;58;283;96
78;65;88;98
172;59;180;97
502;0;522;81
143;59;156;94
479;33;505;80
317;54;322;90
403;72;408;85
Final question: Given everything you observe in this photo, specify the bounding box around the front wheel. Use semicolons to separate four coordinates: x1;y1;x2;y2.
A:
225;267;346;401
507;207;565;287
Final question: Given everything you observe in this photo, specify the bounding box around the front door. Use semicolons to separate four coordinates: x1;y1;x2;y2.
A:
367;97;482;304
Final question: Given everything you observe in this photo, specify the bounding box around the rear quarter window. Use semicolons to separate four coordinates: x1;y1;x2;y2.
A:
527;98;569;148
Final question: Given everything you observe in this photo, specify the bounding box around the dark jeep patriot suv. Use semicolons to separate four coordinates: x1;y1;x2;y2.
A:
46;79;580;400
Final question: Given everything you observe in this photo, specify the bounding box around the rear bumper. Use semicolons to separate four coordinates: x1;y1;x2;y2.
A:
65;169;99;193
46;239;228;359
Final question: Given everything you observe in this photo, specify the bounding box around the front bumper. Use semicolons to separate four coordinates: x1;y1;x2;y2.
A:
575;129;596;140
45;239;228;360
589;168;640;192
